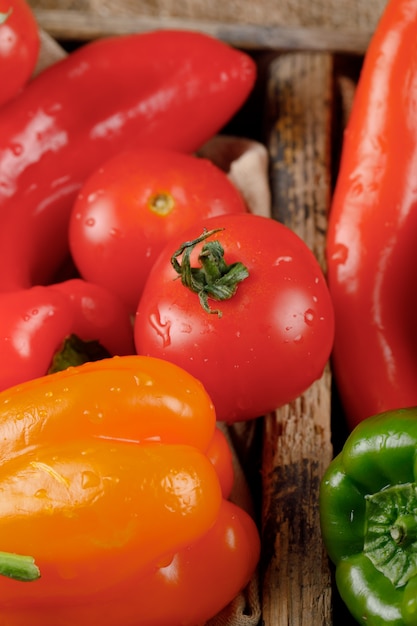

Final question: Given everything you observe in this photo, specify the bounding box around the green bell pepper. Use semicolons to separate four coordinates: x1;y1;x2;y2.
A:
320;407;417;625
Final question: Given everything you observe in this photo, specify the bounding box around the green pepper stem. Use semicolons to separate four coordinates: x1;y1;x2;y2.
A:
170;228;249;317
365;483;417;587
391;515;417;548
48;334;112;374
0;551;40;582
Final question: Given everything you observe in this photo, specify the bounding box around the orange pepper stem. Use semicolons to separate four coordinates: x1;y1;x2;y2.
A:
170;228;249;317
0;551;40;582
48;333;111;374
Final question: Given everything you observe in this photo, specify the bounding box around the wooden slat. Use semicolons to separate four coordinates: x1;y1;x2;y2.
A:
261;52;334;625
33;8;372;54
28;0;388;35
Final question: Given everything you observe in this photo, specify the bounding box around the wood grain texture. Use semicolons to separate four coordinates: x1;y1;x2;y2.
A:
31;9;373;54
28;0;387;31
28;0;387;53
261;52;334;625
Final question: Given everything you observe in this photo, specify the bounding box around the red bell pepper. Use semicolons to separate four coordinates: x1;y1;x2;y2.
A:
0;278;134;392
0;29;256;292
326;0;417;429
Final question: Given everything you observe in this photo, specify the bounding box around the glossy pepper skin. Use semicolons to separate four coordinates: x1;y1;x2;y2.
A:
0;278;135;391
0;29;256;292
0;355;260;625
320;407;417;625
326;0;417;429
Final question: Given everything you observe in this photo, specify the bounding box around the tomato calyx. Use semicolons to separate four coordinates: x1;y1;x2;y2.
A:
0;8;12;24
171;228;249;317
0;550;40;582
48;334;112;374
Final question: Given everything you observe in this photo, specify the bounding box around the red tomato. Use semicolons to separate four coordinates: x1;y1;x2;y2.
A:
0;0;39;107
134;213;335;422
69;148;247;313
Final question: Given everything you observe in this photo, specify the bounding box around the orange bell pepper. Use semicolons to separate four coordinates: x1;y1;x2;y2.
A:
0;355;260;625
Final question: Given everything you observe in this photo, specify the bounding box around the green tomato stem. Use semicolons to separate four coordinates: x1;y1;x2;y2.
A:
170;228;249;317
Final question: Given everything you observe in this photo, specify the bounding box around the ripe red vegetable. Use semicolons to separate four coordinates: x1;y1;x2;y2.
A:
0;0;40;108
326;0;417;428
0;29;256;292
0;278;135;392
69;147;247;312
135;213;335;422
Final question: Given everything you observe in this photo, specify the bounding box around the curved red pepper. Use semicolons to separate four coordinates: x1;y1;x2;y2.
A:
0;278;134;391
0;29;256;292
326;0;417;429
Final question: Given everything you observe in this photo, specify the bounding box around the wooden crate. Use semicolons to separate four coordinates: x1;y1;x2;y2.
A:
27;2;387;624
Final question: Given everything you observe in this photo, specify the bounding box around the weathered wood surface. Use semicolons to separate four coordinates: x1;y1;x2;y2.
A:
30;9;370;54
261;52;334;625
28;0;387;31
28;0;387;53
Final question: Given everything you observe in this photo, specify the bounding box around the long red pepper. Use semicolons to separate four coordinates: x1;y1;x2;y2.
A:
326;0;417;429
0;29;256;291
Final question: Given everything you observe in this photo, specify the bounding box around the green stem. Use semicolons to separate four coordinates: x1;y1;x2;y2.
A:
391;515;417;548
171;228;249;317
0;551;40;582
48;334;112;374
364;483;417;587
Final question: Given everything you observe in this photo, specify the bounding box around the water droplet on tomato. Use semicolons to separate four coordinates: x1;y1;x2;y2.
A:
10;143;23;156
304;309;315;325
87;191;101;204
273;255;293;266
85;217;95;227
149;311;171;347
